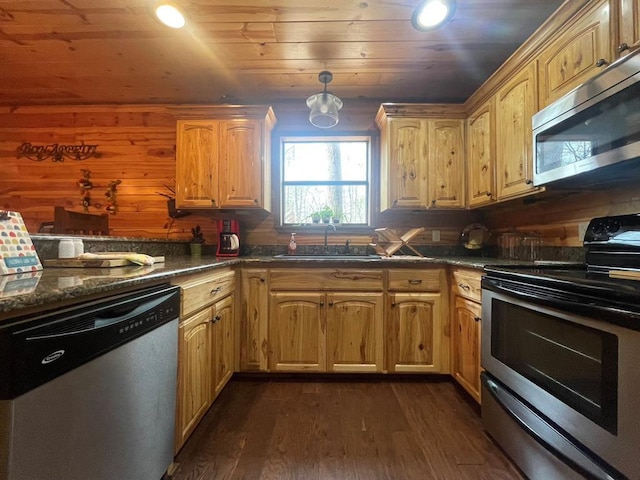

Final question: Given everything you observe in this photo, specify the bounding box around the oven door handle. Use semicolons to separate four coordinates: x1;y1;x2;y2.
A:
481;373;624;480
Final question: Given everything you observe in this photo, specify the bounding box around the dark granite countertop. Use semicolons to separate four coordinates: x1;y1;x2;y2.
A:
0;255;535;318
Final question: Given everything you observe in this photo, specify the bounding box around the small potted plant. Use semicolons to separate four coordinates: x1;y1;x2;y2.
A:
320;205;333;224
332;209;343;224
310;211;321;223
190;225;205;256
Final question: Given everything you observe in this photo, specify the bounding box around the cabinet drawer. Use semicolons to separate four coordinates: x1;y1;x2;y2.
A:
177;269;236;318
388;269;442;292
269;268;383;291
451;268;482;302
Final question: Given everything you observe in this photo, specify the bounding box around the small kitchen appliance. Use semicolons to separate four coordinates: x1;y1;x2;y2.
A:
216;219;240;257
481;213;640;480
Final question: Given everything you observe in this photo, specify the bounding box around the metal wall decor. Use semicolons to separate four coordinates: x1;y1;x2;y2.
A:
17;142;99;162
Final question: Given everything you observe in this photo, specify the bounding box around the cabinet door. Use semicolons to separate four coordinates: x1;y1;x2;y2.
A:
466;101;495;207
268;292;326;372
218;119;264;208
618;0;640;56
175;120;218;208
240;269;269;371
537;0;611;108
211;294;234;399
384;118;429;210
428;119;465;208
495;63;539;200
326;293;384;373
388;292;443;373
175;308;212;453
452;296;482;403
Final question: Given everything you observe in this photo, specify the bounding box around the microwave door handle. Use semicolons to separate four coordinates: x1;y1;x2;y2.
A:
482;374;620;480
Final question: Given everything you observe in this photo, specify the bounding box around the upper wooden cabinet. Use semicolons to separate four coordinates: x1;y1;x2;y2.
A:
466;100;495;208
429;120;465;208
537;0;611;108
175;106;276;210
616;0;640;56
376;104;466;212
495;63;540;201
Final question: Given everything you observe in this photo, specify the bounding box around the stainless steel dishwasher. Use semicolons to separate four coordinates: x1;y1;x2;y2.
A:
0;283;180;480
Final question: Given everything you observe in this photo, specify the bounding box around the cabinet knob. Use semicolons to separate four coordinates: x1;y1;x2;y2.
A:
320;301;324;307
525;179;533;185
260;277;265;283
431;199;437;206
391;301;396;307
474;316;481;322
618;43;629;53
211;315;221;323
328;301;334;307
254;199;259;204
595;58;609;67
486;192;492;197
211;199;217;205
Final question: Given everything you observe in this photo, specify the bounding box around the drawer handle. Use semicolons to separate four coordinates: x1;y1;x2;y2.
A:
474;316;481;322
458;283;470;291
408;279;422;285
211;315;221;323
328;301;334;307
210;286;224;295
391;301;396;307
618;42;629;53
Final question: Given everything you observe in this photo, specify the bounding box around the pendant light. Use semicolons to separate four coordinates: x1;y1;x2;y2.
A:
306;71;343;129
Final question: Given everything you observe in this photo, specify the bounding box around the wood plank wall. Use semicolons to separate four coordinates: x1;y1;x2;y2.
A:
0;102;478;248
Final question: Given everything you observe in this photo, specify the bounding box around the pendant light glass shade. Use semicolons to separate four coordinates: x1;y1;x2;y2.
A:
307;71;342;128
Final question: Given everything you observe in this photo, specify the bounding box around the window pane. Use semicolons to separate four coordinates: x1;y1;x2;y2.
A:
282;185;368;224
283;141;368;182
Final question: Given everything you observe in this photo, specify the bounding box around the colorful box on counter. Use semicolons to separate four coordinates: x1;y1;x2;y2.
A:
0;211;43;275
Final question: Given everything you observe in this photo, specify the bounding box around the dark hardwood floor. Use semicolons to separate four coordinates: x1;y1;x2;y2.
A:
171;377;523;480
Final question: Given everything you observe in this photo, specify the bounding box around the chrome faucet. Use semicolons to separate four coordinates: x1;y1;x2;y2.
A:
324;223;337;253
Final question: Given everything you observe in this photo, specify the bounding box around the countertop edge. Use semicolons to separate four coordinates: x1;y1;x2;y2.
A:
0;255;529;318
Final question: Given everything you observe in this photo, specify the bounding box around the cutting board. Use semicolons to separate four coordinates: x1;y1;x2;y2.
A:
44;256;165;268
609;270;640;280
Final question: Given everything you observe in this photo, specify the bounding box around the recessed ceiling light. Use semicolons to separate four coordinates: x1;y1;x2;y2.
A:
155;3;186;29
412;0;456;31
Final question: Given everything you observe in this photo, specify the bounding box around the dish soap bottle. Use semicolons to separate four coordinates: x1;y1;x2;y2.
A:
288;233;297;255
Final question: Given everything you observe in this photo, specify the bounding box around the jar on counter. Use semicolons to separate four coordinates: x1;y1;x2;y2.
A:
58;238;75;259
73;238;84;257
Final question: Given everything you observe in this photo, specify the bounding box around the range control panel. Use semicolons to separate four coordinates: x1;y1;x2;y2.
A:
584;214;640;246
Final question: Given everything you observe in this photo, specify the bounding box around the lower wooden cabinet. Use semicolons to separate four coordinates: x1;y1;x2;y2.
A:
174;269;236;453
326;293;384;373
211;294;234;398
268;292;326;372
240;269;269;371
387;292;444;373
452;296;482;403
267;291;384;373
175;307;212;452
450;267;483;403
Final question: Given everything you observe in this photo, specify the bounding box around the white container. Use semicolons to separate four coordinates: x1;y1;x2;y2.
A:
73;239;84;257
58;239;75;259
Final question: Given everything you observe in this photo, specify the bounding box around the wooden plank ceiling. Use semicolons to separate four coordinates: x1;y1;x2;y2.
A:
0;0;564;106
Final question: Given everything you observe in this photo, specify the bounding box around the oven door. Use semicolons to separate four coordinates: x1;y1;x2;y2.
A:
481;279;640;479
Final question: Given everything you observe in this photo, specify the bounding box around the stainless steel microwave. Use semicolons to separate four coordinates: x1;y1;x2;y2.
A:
533;49;640;186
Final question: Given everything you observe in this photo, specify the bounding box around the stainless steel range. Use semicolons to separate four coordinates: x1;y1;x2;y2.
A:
481;213;640;480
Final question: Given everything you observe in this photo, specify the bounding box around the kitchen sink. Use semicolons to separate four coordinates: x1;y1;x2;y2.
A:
272;254;380;260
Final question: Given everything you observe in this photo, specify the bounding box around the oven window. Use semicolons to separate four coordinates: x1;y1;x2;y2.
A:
492;301;618;434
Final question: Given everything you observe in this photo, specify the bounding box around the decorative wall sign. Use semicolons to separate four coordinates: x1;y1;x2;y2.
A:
17;142;99;162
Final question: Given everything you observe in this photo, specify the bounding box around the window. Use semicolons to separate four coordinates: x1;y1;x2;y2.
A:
280;136;371;226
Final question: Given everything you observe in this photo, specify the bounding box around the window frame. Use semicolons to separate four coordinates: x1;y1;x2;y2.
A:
275;132;377;232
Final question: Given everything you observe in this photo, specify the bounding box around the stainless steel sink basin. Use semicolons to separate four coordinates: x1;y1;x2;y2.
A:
272;254;379;260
